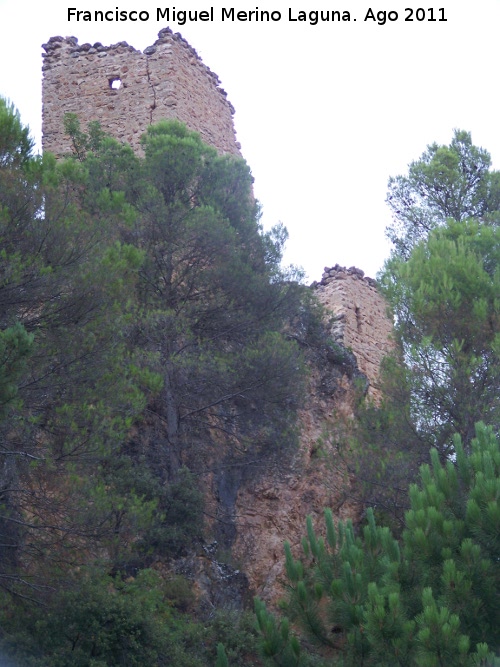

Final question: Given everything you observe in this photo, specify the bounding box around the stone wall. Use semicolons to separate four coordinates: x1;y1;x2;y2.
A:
42;28;241;157
313;265;394;401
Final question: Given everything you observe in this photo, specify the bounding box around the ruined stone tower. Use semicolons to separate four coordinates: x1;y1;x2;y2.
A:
42;28;241;157
314;265;394;402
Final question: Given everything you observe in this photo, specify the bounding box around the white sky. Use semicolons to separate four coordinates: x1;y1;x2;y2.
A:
1;0;500;282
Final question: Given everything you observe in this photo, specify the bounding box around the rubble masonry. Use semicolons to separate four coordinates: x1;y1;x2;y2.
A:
42;28;241;157
313;265;394;400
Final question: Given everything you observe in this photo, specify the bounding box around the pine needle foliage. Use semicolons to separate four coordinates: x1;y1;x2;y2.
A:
257;423;500;666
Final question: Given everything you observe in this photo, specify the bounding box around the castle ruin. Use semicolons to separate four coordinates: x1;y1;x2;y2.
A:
41;28;394;398
40;29;395;603
314;265;394;401
42;28;241;157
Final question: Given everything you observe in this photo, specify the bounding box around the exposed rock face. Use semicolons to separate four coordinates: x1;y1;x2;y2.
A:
231;266;394;604
232;380;361;604
42;29;240;157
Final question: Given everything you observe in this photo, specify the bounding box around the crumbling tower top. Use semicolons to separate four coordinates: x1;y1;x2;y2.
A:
313;265;395;401
42;28;241;157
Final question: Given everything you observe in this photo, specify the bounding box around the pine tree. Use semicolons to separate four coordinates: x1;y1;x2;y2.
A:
258;423;500;666
347;214;500;528
380;219;500;456
386;129;500;259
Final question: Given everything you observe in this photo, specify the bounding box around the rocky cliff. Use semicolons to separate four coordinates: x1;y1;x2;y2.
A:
230;265;394;603
170;265;394;609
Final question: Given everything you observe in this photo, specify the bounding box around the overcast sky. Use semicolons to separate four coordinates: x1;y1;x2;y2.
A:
1;0;500;282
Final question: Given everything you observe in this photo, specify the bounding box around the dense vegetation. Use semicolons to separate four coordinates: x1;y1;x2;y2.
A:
1;101;498;665
255;424;499;666
0;98;311;665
